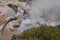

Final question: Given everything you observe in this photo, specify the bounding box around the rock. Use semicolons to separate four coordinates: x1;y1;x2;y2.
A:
0;3;16;25
0;16;19;40
0;0;17;4
7;3;18;13
1;24;12;40
1;16;17;31
9;19;21;28
18;0;32;2
0;0;32;35
0;12;7;25
8;19;21;35
0;3;15;16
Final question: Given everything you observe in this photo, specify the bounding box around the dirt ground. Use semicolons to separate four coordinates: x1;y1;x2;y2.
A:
1;24;12;40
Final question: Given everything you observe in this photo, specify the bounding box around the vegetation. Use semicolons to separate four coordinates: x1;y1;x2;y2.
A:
11;25;60;40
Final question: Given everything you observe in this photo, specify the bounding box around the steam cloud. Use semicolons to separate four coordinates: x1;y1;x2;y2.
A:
18;0;60;32
27;0;60;26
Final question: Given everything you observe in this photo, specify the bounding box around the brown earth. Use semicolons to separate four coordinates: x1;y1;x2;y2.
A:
0;3;8;25
1;24;12;40
0;13;7;25
0;3;6;7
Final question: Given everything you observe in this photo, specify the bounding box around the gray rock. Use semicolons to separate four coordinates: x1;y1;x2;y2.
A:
0;5;15;16
0;16;17;31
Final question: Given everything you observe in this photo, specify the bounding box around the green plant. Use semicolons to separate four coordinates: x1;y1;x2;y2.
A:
11;25;60;40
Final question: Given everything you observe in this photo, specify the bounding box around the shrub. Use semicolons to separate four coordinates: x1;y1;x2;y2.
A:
11;25;60;40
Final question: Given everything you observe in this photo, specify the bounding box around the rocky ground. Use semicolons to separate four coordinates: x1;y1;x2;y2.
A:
0;0;31;40
0;0;60;40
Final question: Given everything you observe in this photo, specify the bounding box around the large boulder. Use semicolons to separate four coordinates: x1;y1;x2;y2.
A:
0;3;15;16
0;3;16;25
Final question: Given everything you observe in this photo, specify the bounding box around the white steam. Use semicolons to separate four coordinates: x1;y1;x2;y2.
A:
17;0;60;32
27;0;60;26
